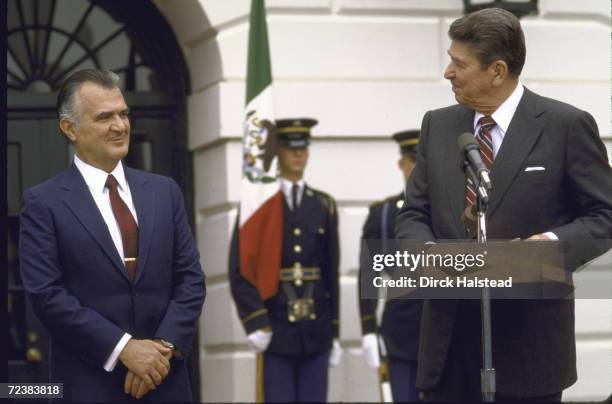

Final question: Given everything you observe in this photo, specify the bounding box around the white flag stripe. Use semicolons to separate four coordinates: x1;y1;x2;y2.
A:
240;85;278;227
245;85;274;123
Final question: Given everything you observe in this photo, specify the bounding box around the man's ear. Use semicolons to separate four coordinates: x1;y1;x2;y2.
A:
491;60;508;86
59;119;77;142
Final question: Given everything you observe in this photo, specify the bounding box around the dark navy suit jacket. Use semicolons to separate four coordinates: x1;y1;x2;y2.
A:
19;163;206;403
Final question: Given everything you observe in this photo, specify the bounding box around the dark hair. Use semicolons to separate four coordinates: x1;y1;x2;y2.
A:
448;8;526;77
56;69;120;127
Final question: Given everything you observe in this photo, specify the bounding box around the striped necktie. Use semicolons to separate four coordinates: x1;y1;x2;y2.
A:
465;116;495;207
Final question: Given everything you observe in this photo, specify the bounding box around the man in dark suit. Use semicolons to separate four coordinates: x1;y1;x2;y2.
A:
358;130;422;402
229;118;341;402
19;69;206;402
395;8;612;401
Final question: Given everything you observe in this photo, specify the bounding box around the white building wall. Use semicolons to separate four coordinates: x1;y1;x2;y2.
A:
153;0;611;401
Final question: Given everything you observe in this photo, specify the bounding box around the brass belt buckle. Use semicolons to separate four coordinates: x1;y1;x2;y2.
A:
287;298;316;322
293;263;303;286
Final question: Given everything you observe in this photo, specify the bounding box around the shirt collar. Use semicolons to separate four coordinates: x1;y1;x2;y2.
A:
74;154;128;194
474;82;524;134
279;177;305;195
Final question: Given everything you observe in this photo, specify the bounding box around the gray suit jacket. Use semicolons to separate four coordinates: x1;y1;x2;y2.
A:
396;87;612;397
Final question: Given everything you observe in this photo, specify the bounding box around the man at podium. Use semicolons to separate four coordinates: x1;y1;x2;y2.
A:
395;7;612;402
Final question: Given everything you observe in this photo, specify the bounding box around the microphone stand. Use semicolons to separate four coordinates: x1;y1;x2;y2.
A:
463;160;495;403
463;161;495;401
478;196;495;402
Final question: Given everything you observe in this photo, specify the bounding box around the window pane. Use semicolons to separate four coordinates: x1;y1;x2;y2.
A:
52;0;91;35
7;143;22;216
96;31;130;72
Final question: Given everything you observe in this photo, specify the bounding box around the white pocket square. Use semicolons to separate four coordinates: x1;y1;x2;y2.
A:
525;166;545;172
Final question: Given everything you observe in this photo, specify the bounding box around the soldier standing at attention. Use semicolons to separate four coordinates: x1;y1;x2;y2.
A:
229;118;342;402
358;130;422;402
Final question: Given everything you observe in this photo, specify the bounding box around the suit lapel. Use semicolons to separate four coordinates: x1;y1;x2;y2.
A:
443;106;475;236
488;88;545;218
124;167;156;285
61;164;128;281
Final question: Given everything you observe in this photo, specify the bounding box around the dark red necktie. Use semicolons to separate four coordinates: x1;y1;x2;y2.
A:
465;116;495;207
292;183;299;210
105;174;138;282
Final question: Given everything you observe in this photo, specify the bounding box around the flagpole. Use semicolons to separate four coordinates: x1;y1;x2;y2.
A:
256;352;264;403
242;2;279;403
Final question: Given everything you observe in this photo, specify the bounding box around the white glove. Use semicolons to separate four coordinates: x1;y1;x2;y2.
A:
329;339;343;367
246;329;273;353
362;333;380;371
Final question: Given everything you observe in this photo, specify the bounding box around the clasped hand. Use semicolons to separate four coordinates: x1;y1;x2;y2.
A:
119;339;173;399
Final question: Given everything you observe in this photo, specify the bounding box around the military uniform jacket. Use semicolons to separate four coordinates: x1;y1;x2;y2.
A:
229;185;340;355
358;192;422;361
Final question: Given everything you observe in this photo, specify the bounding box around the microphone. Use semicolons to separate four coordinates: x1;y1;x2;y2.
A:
462;159;489;204
457;133;492;191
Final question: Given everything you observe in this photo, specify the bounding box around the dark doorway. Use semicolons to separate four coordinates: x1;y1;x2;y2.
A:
7;0;198;399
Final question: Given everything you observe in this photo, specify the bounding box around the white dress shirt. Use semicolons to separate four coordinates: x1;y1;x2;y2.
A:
73;155;135;372
472;83;557;241
473;82;524;159
280;177;305;210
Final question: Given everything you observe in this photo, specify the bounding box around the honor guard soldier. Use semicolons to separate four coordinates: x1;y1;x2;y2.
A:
229;118;342;402
358;130;422;402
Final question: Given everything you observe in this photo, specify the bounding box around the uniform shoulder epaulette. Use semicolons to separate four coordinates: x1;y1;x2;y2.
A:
385;194;402;203
308;187;337;215
369;199;385;209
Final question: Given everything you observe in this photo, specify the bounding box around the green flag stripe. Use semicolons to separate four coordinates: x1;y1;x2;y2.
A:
245;0;272;105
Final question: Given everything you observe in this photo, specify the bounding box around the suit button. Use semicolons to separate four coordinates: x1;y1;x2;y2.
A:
294;228;301;236
318;228;325;234
294;245;302;253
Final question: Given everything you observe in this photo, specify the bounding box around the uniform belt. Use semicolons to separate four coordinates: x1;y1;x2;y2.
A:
280;273;318;323
279;266;320;284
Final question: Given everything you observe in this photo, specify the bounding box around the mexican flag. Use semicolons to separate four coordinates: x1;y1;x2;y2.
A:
239;0;282;300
